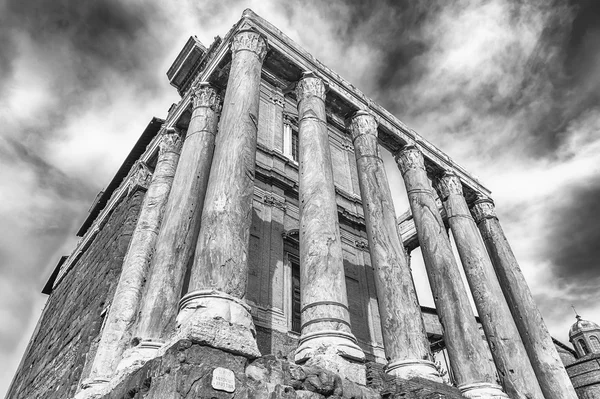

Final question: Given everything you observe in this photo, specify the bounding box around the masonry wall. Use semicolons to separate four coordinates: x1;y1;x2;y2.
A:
6;191;144;399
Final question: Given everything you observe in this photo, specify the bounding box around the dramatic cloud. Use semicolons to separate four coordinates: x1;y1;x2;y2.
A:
1;0;599;395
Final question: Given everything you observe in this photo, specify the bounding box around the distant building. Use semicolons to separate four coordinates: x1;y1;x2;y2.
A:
565;315;600;398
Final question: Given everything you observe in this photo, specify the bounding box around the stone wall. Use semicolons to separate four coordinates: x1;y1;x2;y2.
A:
6;191;144;399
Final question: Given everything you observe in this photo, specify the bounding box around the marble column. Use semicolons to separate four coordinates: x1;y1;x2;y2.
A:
471;198;578;399
128;84;221;363
294;72;365;377
396;146;506;399
435;173;543;399
177;29;267;359
82;129;182;388
349;111;439;381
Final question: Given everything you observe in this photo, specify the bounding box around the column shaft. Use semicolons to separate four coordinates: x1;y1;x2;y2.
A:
177;29;267;359
349;111;438;381
134;84;220;348
294;72;364;366
471;198;578;399
396;146;506;398
86;130;181;383
436;174;543;399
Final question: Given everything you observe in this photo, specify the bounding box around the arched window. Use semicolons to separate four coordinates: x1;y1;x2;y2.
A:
579;339;590;355
590;336;600;352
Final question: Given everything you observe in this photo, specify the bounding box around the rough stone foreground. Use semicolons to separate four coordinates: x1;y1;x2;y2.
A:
97;339;466;398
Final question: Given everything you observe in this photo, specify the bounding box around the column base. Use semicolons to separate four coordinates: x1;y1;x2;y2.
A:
176;289;261;358
385;359;442;382
458;382;509;398
74;377;110;399
116;340;163;373
295;330;366;383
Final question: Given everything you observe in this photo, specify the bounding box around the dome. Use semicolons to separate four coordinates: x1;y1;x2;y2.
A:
569;315;600;338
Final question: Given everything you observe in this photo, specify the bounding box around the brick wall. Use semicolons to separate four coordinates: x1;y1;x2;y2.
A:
6;191;144;399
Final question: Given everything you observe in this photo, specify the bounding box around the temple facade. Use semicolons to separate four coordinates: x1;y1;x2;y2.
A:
6;10;583;399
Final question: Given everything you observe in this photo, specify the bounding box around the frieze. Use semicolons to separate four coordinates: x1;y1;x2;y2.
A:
395;146;425;175
231;29;268;61
191;83;221;112
262;194;286;211
470;198;497;224
434;172;463;201
349;110;378;142
295;72;327;101
159;127;183;156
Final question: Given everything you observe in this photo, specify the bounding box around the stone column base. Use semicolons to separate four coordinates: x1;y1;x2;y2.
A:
116;340;164;373
458;382;509;398
74;378;110;399
385;359;442;382
176;289;261;358
295;331;366;384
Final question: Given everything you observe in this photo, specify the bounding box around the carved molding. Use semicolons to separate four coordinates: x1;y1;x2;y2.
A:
283;112;298;126
341;142;354;152
269;88;285;108
191;83;221;112
296;71;327;102
470;198;497;224
395;146;425;175
231;29;268;61
159;127;183;156
349;110;378;142
434;172;463;201
354;240;369;251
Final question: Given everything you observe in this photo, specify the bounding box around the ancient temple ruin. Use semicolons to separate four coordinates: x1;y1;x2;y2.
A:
7;9;582;399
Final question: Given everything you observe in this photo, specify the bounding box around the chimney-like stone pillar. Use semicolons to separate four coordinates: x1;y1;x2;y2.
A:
349;111;439;381
435;173;544;399
396;146;507;399
294;72;365;381
126;84;221;364
471;198;578;399
177;29;267;359
81;129;182;390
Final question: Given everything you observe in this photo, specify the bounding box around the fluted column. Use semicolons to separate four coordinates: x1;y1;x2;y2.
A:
177;29;267;358
294;72;365;376
349;111;439;381
128;84;221;363
82;129;182;389
471;198;578;399
435;173;543;399
396;146;506;399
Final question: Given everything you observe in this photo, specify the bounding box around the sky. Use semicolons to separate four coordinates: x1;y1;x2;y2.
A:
1;0;599;396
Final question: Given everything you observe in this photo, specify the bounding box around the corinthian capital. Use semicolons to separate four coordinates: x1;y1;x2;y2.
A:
295;71;327;102
434;172;463;201
159;127;183;156
191;83;221;112
349;110;378;142
129;161;152;193
470;197;497;224
395;145;425;175
231;29;268;61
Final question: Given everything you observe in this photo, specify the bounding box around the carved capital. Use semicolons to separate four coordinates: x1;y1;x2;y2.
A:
470;198;497;224
434;172;463;201
231;29;268;61
159;127;183;156
349;110;378;142
395;146;425;175
191;83;221;112
295;71;327;102
129;161;152;193
283;113;297;126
